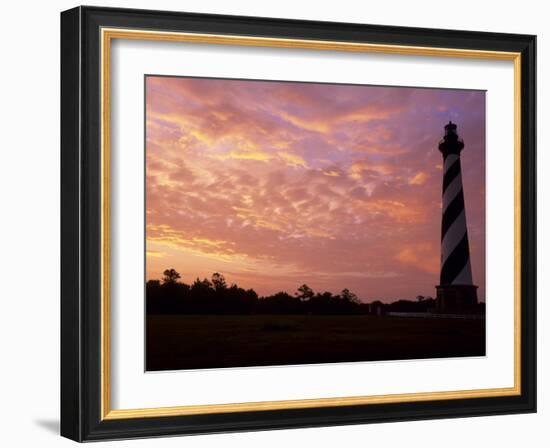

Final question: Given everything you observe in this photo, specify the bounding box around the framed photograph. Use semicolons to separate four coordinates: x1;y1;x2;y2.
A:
60;6;536;441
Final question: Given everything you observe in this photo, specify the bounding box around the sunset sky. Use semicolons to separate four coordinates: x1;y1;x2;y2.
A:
145;76;485;302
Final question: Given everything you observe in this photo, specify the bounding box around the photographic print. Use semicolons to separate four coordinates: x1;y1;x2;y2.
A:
61;9;536;439
145;76;486;371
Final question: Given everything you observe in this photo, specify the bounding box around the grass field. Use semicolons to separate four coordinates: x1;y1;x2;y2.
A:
146;314;485;371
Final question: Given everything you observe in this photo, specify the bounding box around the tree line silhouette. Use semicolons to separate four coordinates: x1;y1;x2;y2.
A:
146;268;442;315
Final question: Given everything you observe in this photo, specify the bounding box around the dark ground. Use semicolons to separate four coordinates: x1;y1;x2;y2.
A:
146;314;485;371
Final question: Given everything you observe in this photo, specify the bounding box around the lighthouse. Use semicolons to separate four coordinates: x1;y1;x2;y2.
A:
436;122;478;313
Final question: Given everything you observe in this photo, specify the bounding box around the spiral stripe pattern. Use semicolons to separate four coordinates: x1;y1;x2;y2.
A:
440;153;473;285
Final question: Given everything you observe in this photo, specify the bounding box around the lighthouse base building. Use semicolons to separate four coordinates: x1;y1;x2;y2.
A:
436;122;478;314
436;285;478;314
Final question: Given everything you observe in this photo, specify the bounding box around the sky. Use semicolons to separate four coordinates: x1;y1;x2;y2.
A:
145;76;485;302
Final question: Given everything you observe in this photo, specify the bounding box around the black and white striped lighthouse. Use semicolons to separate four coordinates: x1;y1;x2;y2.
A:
436;122;478;313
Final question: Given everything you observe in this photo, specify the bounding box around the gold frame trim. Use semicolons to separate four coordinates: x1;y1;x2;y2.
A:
100;28;522;420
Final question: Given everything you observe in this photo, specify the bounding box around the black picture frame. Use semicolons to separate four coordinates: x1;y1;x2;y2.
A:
61;5;536;442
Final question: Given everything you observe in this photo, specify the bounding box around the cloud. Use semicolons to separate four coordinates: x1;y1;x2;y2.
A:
395;243;439;275
408;171;429;185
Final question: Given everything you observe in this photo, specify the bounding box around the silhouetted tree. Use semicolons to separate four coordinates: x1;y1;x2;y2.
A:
296;284;314;302
259;291;302;314
148;279;161;289
211;272;227;291
191;277;213;298
309;291;338;314
163;268;181;285
341;288;359;304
